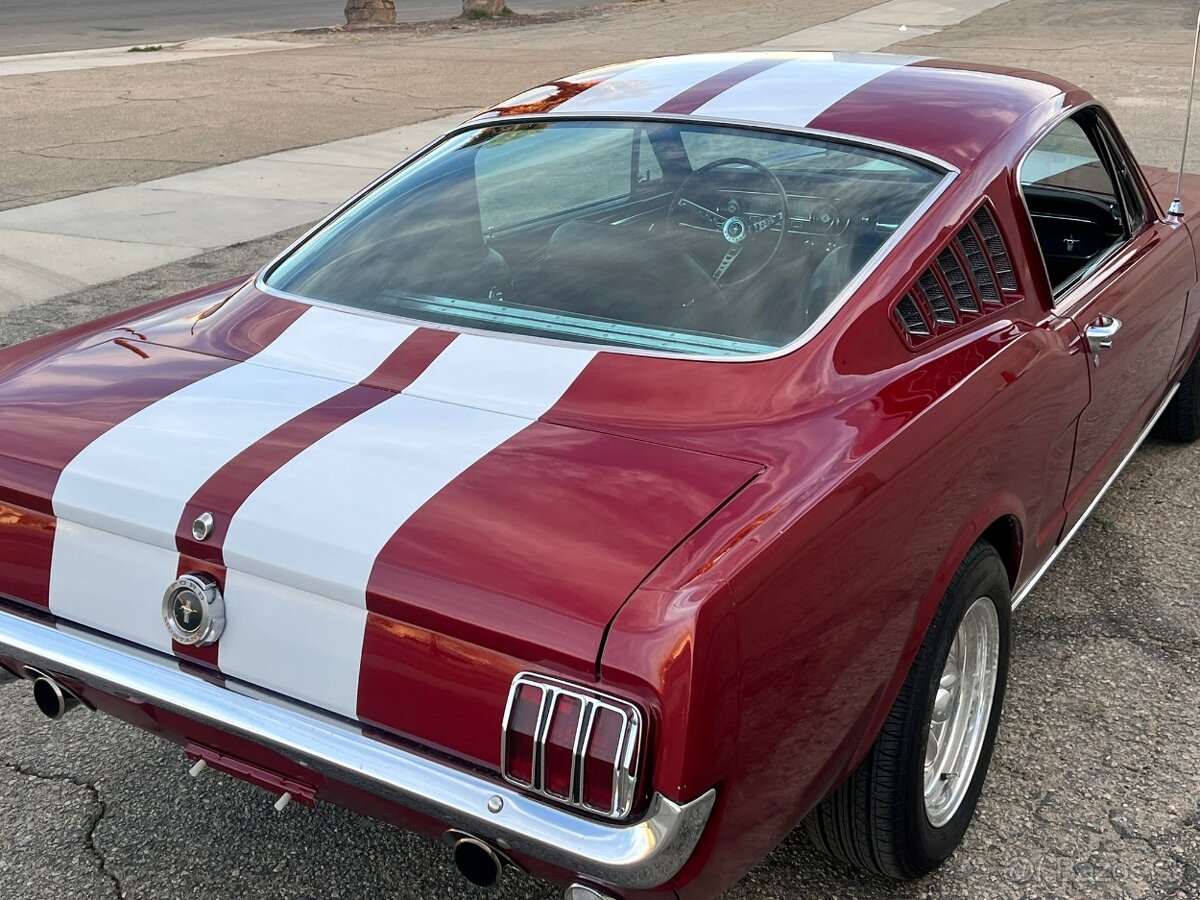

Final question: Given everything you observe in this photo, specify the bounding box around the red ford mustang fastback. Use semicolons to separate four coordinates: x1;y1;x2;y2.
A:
1;52;1197;899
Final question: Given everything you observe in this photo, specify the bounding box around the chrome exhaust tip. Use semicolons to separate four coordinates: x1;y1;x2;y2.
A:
565;884;619;900
450;834;506;889
26;669;82;720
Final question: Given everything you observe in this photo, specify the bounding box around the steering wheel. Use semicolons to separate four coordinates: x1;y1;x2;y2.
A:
667;157;789;287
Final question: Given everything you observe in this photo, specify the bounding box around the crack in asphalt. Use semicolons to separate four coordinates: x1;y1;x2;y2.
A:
17;126;188;154
0;758;124;899
13;148;212;165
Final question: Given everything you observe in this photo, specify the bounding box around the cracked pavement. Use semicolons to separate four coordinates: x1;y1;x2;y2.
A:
0;758;118;898
0;1;1198;898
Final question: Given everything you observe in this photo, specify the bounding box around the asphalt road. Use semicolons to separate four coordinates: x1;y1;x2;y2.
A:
0;0;607;56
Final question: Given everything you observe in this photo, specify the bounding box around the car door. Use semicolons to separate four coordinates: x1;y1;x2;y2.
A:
1018;107;1193;530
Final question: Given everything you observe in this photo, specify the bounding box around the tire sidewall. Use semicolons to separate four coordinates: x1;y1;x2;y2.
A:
1190;365;1200;435
907;548;1012;868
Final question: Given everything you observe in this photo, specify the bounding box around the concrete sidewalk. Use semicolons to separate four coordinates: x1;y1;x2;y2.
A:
0;0;1020;313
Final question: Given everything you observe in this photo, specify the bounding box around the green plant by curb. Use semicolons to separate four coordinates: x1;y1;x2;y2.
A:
461;6;513;20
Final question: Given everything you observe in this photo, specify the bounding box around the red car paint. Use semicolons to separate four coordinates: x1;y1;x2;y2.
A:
0;54;1197;899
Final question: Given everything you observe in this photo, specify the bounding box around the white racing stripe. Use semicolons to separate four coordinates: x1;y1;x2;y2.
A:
219;336;596;718
52;523;182;653
54;366;357;546
405;334;597;419
49;306;417;653
555;54;747;113
694;52;921;128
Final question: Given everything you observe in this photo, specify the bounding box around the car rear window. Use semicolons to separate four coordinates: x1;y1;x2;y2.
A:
264;120;947;358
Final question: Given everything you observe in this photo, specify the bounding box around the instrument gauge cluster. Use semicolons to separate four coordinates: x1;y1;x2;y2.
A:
717;190;847;236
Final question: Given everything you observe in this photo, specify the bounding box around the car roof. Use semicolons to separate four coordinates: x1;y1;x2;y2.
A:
469;52;1082;171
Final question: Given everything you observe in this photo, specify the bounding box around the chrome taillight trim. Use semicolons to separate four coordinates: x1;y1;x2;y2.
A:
502;673;644;820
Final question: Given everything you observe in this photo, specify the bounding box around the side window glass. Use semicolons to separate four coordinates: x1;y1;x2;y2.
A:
1019;115;1128;294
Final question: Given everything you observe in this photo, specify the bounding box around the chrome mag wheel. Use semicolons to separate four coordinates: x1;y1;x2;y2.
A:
923;596;1000;828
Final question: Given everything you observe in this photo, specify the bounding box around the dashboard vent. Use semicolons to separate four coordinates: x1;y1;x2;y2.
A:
918;271;956;324
936;248;979;315
895;294;930;336
971;206;1018;292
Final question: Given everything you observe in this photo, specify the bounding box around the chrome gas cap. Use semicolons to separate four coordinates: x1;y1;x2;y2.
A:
162;573;225;646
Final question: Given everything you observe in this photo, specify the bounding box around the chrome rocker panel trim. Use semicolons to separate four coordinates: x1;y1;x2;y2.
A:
1011;383;1180;610
0;604;714;889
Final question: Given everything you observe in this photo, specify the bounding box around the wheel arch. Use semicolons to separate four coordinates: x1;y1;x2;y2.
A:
844;500;1024;778
979;514;1023;590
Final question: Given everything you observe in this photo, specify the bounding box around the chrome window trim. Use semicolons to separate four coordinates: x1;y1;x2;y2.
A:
1030;211;1103;226
1093;113;1150;230
252;114;959;365
0;604;712;889
461;111;961;173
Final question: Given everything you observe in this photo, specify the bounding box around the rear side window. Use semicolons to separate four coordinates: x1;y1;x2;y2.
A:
1019;110;1144;295
1021;117;1117;200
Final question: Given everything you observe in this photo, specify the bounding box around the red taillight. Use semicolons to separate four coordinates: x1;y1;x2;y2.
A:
502;673;643;819
544;694;583;799
503;682;542;785
582;706;624;812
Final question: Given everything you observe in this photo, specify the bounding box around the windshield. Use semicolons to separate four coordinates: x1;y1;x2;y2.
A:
265;120;945;358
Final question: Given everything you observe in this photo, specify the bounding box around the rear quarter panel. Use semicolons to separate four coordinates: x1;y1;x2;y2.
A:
600;176;1092;898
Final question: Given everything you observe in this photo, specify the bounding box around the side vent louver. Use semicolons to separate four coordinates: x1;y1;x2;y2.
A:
971;206;1019;293
895;294;930;337
936;248;978;315
954;226;997;306
892;204;1022;347
918;271;957;325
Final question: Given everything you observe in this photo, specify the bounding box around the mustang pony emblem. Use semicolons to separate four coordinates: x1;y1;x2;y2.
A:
162;573;226;647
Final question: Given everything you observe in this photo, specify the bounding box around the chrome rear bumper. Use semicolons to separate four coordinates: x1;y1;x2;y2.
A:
0;602;713;889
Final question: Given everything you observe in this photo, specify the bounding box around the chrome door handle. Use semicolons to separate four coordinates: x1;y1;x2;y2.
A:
1085;315;1122;365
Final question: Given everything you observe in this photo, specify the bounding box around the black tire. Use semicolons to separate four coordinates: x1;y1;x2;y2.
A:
1155;350;1200;443
804;542;1011;880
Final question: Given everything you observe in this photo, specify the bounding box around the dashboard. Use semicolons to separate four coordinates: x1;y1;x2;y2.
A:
676;188;905;238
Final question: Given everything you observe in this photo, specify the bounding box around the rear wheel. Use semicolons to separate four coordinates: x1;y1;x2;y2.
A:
1155;350;1200;443
804;542;1011;879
